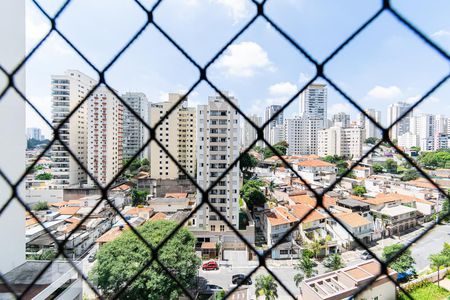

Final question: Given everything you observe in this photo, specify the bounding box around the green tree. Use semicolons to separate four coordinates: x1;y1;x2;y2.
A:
90;220;201;300
131;188;149;206
294;251;317;287
384;159;398;174
27;249;57;260
322;155;349;176
141;158;149;166
401;169;419;181
32;201;48;211
382;244;415;274
35;172;53;180
372;163;384;174
239;152;259;179
263;141;288;159
323;253;345;271
215;290;226;300
352;185;367;197
255;275;278;300
309;240;322;258
240;180;266;212
27;138;50;150
429;253;449;287
365;137;379;145
438;192;450;222
410;146;420;152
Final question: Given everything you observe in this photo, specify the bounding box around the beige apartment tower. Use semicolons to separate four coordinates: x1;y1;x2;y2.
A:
51;70;96;188
149;93;196;179
87;86;123;186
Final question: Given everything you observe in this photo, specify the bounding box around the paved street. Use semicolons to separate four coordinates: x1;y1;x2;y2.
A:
199;224;450;299
81;245;98;300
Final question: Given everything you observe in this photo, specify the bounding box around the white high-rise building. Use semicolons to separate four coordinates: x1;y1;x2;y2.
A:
26;127;42;140
318;126;364;158
331;112;350;128
284;116;321;155
87;87;123;187
264;105;283;144
361;109;381;139
435;115;448;135
270;124;284;145
242;114;262;148
122;92;149;160
51;70;96;188
411;114;436;151
149;93;196;179
387;102;413;140
398;132;420;149
299;83;327;128
195;93;240;231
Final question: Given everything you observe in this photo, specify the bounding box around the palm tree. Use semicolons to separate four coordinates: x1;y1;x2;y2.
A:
429;253;449;287
255;275;278;300
293;273;304;288
309;240;322;259
324;253;345;271
294;251;317;286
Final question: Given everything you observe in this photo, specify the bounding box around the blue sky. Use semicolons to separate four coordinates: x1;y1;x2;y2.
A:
22;0;450;138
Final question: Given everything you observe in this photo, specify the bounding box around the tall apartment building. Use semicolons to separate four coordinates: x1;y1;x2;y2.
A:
398;132;420;149
360;108;381;139
264;105;284;144
387;102;412;140
410;114;436;151
51;70;95;188
299;83;327;128
87;86;123;187
149;93;196;179
122;92;149;160
318;126;364;158
331;112;350;128
195;93;240;231
435;114;448;135
26;127;42;140
284;116;321;155
270;124;284;145
242;114;262;148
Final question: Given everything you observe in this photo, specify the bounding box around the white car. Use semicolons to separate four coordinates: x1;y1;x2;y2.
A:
360;251;372;260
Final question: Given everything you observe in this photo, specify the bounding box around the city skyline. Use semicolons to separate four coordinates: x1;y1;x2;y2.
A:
24;0;450;138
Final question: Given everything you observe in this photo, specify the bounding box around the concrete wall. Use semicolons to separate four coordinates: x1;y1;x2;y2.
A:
0;0;26;274
25;188;64;205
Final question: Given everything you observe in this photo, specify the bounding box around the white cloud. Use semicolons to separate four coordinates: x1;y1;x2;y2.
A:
366;85;403;100
268;82;297;97
298;72;311;85
216;41;275;77
214;0;250;23
432;30;450;38
328;103;353;116
405;94;440;105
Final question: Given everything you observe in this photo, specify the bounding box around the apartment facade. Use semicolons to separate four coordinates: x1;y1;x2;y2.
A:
331;112;350;128
299;83;327;128
318;126;364;158
241;114;262;148
26;127;42;140
149;93;196;179
51;70;96;188
284;116;321;155
87;86;123;187
361;108;381;139
195;93;240;231
121;92;149;160
264;105;284;144
388;102;412;140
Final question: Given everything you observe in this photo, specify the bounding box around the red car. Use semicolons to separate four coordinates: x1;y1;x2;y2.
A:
202;260;219;271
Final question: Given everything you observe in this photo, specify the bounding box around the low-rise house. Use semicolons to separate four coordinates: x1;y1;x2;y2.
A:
294;160;337;184
299;260;397;300
147;196;194;214
336;198;371;218
374;205;417;237
328;212;373;249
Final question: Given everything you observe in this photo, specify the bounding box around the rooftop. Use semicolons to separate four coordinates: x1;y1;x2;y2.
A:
297;159;335;168
336;212;370;228
337;198;370;208
379;205;417;217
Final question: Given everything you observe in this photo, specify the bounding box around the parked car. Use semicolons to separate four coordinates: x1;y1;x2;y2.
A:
206;284;223;292
360;251;372;260
202;260;219;271
232;274;252;285
397;270;416;283
88;253;96;263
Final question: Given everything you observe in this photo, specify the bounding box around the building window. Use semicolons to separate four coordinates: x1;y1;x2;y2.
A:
210;225;215;232
220;225;225;232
